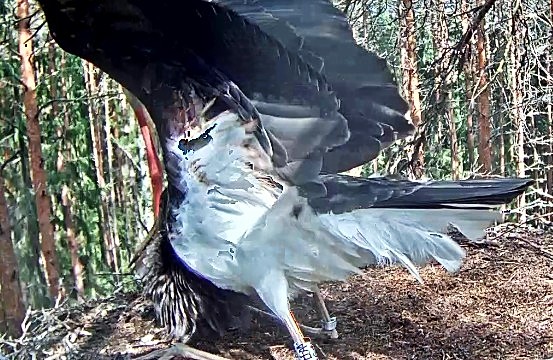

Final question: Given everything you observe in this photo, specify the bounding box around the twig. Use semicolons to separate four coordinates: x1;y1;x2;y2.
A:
454;0;497;58
0;151;20;174
514;237;553;262
129;216;161;268
134;344;231;360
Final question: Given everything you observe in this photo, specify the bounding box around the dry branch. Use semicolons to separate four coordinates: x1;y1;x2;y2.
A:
134;344;231;360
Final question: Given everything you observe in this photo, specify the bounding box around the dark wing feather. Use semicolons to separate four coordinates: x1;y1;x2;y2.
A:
39;0;352;184
215;0;414;172
308;175;534;214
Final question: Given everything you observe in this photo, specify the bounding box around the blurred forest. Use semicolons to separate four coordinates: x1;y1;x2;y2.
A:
0;0;552;340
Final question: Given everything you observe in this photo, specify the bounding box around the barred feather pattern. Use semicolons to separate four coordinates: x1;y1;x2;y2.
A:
136;232;199;340
135;189;252;342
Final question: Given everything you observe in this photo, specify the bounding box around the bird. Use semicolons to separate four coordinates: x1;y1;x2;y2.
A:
37;0;533;358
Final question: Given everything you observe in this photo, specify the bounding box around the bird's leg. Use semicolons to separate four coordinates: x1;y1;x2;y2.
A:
284;311;319;360
246;305;330;340
312;287;338;339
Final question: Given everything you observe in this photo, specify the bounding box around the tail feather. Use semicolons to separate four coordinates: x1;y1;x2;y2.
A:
307;176;533;282
318;208;473;280
308;175;534;214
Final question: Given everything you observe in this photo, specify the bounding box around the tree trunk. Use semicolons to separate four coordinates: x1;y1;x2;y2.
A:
461;0;476;172
17;0;60;302
83;61;114;272
399;0;424;178
547;0;553;203
0;178;26;337
499;113;505;176
475;0;492;174
102;78;121;277
432;0;460;179
48;41;85;300
510;2;526;221
61;185;85;298
50;51;85;299
14;85;49;308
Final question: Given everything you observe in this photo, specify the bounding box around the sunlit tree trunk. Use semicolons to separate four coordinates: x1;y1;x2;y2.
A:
102;78;121;277
547;0;553;204
498;114;506;176
49;44;85;299
83;61;114;272
461;2;476;172
17;0;60;302
432;0;460;179
509;2;527;221
13;85;48;308
475;0;492;174
399;0;424;178
111;104;131;261
0;178;25;337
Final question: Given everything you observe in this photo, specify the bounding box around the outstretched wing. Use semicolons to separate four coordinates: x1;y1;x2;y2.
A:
38;0;354;185
215;0;415;172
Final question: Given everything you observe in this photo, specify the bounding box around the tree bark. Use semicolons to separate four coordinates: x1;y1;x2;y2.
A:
0;177;26;337
17;0;60;302
432;0;460;179
83;61;114;272
510;2;526;221
399;0;424;178
51;49;85;299
102;78;121;276
461;0;476;172
14;85;49;308
475;0;492;174
547;0;553;202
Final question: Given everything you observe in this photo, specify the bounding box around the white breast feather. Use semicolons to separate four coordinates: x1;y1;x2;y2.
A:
168;112;280;292
166;111;491;321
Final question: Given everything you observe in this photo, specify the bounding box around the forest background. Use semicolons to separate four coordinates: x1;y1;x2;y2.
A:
0;0;552;339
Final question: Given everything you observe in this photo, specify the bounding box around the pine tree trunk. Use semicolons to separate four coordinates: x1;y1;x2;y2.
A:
61;185;85;298
14;85;48;307
499;113;505;176
547;0;553;205
475;0;492;174
83;61;114;272
111;110;131;262
510;3;526;221
0;178;25;337
460;0;476;171
432;0;460;179
399;0;424;178
102;78;121;277
17;0;60;302
50;43;85;300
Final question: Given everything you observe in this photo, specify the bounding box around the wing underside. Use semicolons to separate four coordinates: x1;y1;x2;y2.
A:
215;0;415;172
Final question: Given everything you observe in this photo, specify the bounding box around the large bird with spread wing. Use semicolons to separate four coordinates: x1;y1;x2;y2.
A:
37;0;532;358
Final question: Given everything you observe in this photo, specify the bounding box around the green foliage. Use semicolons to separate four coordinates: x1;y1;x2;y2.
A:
1;0;154;307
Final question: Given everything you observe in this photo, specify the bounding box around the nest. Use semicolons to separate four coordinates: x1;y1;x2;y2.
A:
1;224;552;359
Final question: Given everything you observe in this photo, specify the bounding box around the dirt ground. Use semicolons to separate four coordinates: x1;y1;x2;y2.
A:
2;225;552;360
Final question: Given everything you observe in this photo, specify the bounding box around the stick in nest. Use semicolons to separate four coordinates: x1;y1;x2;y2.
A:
134;344;231;360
